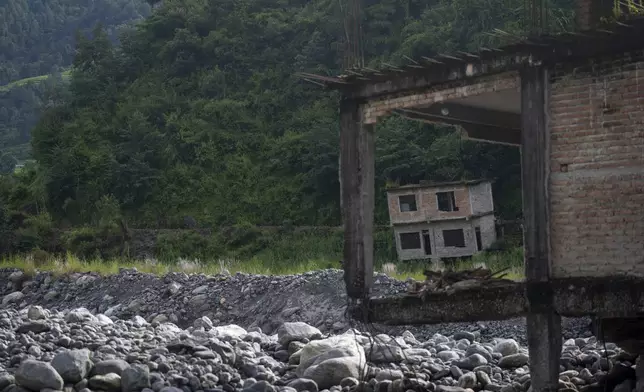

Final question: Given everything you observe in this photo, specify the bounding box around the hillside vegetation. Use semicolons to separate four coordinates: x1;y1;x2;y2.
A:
0;0;150;165
1;0;574;263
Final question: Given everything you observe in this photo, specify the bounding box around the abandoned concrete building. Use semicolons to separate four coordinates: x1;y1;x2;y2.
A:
386;179;497;261
300;0;644;390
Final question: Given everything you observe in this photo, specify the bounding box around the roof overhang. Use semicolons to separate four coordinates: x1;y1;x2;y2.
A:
298;17;644;100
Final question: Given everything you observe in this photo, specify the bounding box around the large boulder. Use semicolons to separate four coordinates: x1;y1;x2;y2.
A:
295;333;367;389
65;308;98;323
277;322;323;347
494;339;520;357
211;325;247;341
51;349;93;383
364;342;404;363
121;364;151;392
498;353;529;368
16;360;64;391
93;359;131;377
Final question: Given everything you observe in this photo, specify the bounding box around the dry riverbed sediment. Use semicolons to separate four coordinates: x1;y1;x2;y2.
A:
0;268;636;392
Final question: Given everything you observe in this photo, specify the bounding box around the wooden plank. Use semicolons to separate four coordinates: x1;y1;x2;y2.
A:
340;96;375;300
520;66;561;392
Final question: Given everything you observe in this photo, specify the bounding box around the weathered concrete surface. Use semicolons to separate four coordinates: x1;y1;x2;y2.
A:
357;277;644;325
340;97;375;300
357;282;526;325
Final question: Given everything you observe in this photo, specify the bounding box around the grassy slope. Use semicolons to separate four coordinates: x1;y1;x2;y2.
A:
0;70;71;92
1;245;525;282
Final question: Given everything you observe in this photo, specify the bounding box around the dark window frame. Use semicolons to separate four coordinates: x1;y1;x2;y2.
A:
443;228;466;248
436;191;458;212
475;226;483;251
398;194;418;212
399;232;422;250
422;229;432;255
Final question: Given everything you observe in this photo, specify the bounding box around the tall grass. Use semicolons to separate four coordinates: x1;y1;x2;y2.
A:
0;246;524;282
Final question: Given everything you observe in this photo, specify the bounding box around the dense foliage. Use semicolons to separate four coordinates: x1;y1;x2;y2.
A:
0;0;150;167
1;0;575;256
0;0;150;85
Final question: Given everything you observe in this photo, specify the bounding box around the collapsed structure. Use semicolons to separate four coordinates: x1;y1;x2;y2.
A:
300;1;644;391
386;180;497;261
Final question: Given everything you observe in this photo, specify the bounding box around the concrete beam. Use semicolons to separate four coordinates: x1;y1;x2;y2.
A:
351;277;644;325
409;103;521;130
360;283;526;325
345;54;530;100
393;107;521;146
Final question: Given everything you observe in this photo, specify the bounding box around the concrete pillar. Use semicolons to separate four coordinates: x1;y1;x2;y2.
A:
520;66;562;392
575;0;613;30
339;95;375;300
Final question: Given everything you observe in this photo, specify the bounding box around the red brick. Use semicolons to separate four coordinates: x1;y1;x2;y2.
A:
548;51;644;279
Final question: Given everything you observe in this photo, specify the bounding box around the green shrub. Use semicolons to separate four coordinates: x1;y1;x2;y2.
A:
154;230;225;262
15;212;57;252
61;226;123;260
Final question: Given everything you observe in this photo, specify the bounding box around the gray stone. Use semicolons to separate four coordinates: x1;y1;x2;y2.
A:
477;370;492;387
365;342;404;363
287;378;319;392
499;353;529;369
466;344;493;362
94;359;131;377
16;321;51;334
375;369;403;381
159;388;183;392
193;316;213;330
15;360;64;391
2;292;24;305
494;340;520;357
295;335;366;389
122;364;151;392
51;349;93;383
437;386;467;392
89;373;122;391
151;314;169;325
453;331;476;342
458;372;478;389
211;341;236;366
65;308;98;323
0;374;15;390
190;294;208;307
339;377;359;388
277;322;323;347
245;380;275;392
455;353;488;370
437;350;460;362
27;306;47;320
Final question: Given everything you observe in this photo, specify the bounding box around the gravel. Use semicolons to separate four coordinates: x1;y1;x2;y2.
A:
0;268;592;344
0;267;632;392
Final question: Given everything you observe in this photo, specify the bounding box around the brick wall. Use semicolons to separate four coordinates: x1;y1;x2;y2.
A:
549;50;644;278
362;73;519;124
387;186;472;225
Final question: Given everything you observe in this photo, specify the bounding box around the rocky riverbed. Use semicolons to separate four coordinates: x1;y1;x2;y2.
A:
0;268;591;344
0;267;637;392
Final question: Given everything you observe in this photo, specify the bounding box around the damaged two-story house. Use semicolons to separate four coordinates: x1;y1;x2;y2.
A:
386;179;497;261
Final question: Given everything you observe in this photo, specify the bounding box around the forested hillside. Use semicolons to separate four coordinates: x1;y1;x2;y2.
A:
0;0;575;256
0;0;151;166
0;0;150;84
